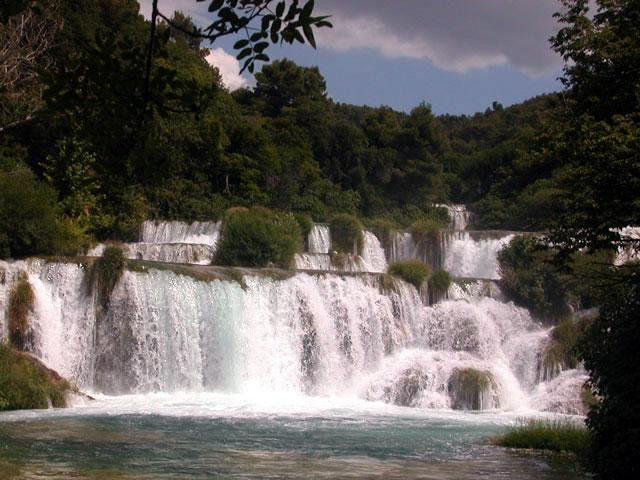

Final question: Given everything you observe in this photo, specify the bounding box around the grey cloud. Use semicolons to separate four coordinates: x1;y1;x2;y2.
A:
316;0;563;74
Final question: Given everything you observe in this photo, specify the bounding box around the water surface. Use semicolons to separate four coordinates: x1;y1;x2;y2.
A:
0;394;588;479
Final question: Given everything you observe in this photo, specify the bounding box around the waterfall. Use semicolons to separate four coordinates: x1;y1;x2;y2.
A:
307;224;331;254
442;231;515;280
387;230;513;279
140;220;222;247
435;204;472;231
88;242;215;265
0;258;585;413
615;226;640;265
360;231;388;273
295;230;387;273
0;259;97;386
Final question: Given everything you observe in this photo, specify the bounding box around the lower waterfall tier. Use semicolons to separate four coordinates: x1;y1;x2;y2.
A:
0;259;585;414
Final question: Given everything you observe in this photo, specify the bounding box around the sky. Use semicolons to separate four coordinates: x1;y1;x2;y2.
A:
140;0;565;115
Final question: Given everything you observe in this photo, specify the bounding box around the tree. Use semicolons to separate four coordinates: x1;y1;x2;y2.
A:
253;58;327;116
549;2;640;478
0;1;62;130
548;0;640;255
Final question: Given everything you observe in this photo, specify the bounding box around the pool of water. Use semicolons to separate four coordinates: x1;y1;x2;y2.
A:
0;393;588;479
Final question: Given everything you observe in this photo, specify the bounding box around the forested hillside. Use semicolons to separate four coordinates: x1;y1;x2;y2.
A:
1;0;565;259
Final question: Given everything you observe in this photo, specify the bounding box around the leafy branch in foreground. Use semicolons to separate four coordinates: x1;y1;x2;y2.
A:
165;0;333;74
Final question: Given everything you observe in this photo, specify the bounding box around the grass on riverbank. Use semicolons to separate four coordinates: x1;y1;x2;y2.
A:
495;418;591;454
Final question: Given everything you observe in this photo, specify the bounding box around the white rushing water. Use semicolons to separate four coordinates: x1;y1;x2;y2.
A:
295;230;387;273
443;232;515;280
615;226;640;265
388;231;516;280
436;204;472;231
307;224;331;254
140;220;222;247
0;259;585;414
88;242;215;265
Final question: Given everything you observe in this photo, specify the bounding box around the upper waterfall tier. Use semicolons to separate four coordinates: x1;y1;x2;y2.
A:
88;242;215;265
389;230;516;280
435;204;472;231
140;220;222;247
295;230;387;273
0;259;585;414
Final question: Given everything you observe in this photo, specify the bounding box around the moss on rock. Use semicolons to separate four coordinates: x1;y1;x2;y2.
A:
538;318;581;381
448;367;497;410
388;260;431;289
0;343;73;411
8;274;35;351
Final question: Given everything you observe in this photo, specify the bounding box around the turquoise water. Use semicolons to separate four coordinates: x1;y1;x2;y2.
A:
0;394;588;479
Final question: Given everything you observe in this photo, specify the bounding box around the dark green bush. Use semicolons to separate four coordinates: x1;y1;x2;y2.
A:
497;235;570;321
215;207;302;268
0;167;60;259
330;214;364;255
294;213;314;238
580;279;640;479
429;270;452;291
0;343;72;411
388;260;432;288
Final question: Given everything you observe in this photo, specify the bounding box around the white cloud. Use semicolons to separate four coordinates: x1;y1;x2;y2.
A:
317;0;563;75
206;48;248;91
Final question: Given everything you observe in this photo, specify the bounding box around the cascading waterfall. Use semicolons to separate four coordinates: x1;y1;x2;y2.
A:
442;231;515;280
88;242;215;265
307;224;331;254
0;256;585;414
388;230;515;280
140;220;222;246
435;204;472;231
294;230;387;273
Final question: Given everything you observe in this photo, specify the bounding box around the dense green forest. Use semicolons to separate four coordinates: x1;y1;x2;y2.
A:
0;0;570;259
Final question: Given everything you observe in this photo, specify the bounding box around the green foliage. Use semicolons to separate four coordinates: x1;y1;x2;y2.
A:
498;235;570;321
41;136;101;218
388;260;431;289
329;214;364;255
8;275;34;351
580;279;640;479
294;213;314;238
495;418;591;454
215;207;302;268
429;270;452;292
94;245;125;308
0;342;71;411
0;166;60;259
540;319;581;381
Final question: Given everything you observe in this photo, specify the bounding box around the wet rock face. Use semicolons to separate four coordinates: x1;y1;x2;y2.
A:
447;368;497;411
